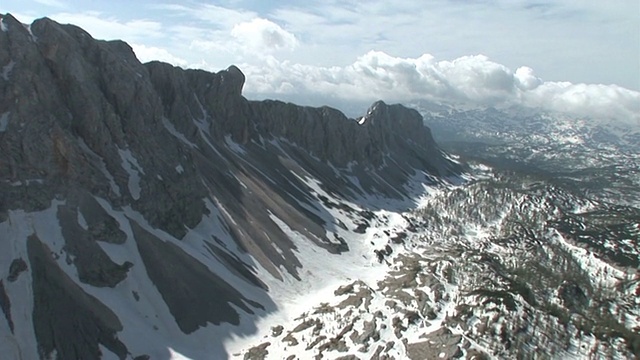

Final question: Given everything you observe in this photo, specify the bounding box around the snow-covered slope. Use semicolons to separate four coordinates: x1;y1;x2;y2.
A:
237;165;639;360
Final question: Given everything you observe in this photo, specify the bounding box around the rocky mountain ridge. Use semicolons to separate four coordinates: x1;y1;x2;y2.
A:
0;14;459;359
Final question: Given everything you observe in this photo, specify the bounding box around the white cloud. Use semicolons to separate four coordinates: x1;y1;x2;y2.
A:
231;18;297;53
514;66;542;91
522;82;640;124
238;51;640;124
131;43;188;66
269;0;640;90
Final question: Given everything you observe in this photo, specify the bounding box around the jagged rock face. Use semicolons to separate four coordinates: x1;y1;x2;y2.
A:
0;14;459;360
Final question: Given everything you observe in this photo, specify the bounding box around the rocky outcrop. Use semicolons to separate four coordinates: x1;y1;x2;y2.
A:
0;13;460;359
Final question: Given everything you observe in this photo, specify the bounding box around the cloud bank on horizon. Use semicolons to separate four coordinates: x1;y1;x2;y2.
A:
3;0;639;123
240;51;639;123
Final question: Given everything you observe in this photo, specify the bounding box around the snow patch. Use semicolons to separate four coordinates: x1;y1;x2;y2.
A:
25;24;36;42
162;117;197;149
168;348;193;360
118;148;145;200
224;135;247;155
77;210;88;230
0;111;9;132
0;17;7;32
2;60;15;80
77;139;121;196
6;179;45;187
98;345;120;360
192;94;210;135
175;164;184;174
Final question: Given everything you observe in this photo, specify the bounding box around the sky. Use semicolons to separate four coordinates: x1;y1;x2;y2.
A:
2;0;639;122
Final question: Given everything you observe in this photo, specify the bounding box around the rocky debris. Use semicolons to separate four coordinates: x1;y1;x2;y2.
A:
403;310;421;325
369;345;385;360
374;245;393;263
465;349;490;359
312;320;325;336
313;302;335;314
558;281;589;311
384;341;395;352
334;355;361;360
360;211;377;221
244;342;270;360
353;318;379;345
271;325;284;337
353;221;369;234
335;320;356;339
282;333;299;346
7;258;27;282
306;335;327;350
335;283;356;296
389;232;407;244
406;327;463;360
292;318;317;333
391;317;407;339
317;337;348;352
337;281;374;310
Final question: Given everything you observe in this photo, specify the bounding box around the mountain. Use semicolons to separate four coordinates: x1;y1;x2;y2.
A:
231;98;640;360
414;101;640;207
0;14;460;359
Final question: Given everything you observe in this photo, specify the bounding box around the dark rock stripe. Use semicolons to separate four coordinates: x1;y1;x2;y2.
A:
27;234;128;360
130;220;264;334
0;280;14;333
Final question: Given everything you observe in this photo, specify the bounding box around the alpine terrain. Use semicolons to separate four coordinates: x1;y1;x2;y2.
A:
0;14;638;360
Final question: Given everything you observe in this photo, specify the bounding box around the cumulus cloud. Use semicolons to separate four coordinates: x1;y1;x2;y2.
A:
131;43;188;67
521;82;640;124
514;66;542;91
231;18;297;53
239;51;640;124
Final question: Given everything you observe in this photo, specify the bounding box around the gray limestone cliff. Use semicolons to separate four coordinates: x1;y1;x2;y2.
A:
0;14;461;359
